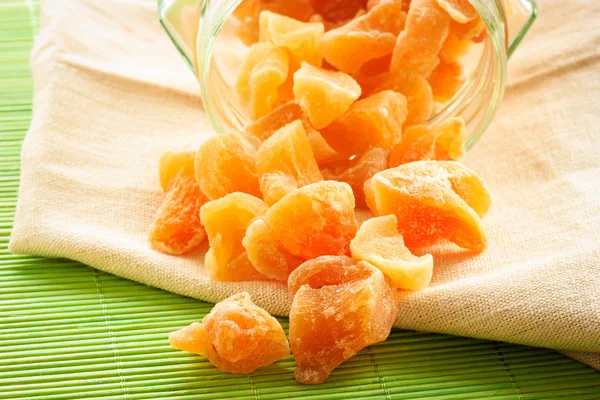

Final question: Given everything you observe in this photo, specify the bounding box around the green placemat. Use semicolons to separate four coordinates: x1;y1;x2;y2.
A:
1;2;599;399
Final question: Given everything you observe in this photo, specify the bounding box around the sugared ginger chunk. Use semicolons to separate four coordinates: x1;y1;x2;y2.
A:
320;90;407;157
264;181;358;259
259;11;324;66
243;218;304;281
195;134;261;200
388;116;466;166
293;63;361;129
367;161;491;251
169;293;290;374
236;42;289;119
361;69;433;127
288;256;399;384
256;120;323;205
350;215;433;290
391;0;450;76
242;101;340;165
320;0;406;75
200;193;268;281
321;147;389;207
149;151;208;255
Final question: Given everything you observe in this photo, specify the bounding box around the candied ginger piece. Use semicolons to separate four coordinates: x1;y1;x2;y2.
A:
320;0;406;76
388;116;466;166
243;102;340;165
293;63;361;129
391;0;450;76
321;90;407;157
243;218;304;281
439;32;472;63
200;193;268;281
264;181;358;259
368;161;491;250
256;120;323;205
195;134;261;200
149;151;207;255
321;147;389;208
436;0;478;23
234;0;315;45
449;16;485;41
310;0;368;22
259;11;324;66
169;293;290;374
350;215;433;290
361;70;433;127
428;61;466;102
288;256;398;384
236;42;289;120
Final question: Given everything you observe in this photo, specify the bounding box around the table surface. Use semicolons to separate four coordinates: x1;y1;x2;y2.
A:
1;1;599;399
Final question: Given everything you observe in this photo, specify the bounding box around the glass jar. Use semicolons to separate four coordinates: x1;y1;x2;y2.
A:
159;0;537;150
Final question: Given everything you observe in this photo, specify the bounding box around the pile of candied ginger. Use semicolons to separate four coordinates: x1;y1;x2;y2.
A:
150;0;491;385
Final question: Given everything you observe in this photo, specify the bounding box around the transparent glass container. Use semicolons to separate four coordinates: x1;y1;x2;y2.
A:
159;0;537;150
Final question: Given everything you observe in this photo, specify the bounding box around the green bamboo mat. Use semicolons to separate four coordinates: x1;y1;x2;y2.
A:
1;2;600;399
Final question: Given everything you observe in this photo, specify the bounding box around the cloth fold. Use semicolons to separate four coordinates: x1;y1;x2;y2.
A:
10;0;600;368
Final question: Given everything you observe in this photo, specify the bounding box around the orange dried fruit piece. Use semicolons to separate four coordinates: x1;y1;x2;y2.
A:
234;0;316;45
169;292;290;374
243;101;340;165
439;32;472;63
320;90;407;157
149;151;208;255
361;70;433;127
428;61;466;102
259;11;324;66
293;63;362;129
436;0;478;23
391;0;450;77
236;42;289;119
288;256;398;384
350;215;433;290
321;147;389;208
200;193;268;281
195;134;261;200
368;160;491;251
449;16;485;41
310;0;368;22
264;181;358;259
388;116;466;166
320;0;406;76
256;120;323;205
243;218;304;281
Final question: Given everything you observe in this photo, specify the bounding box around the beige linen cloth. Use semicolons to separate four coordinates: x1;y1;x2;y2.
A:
9;0;600;368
